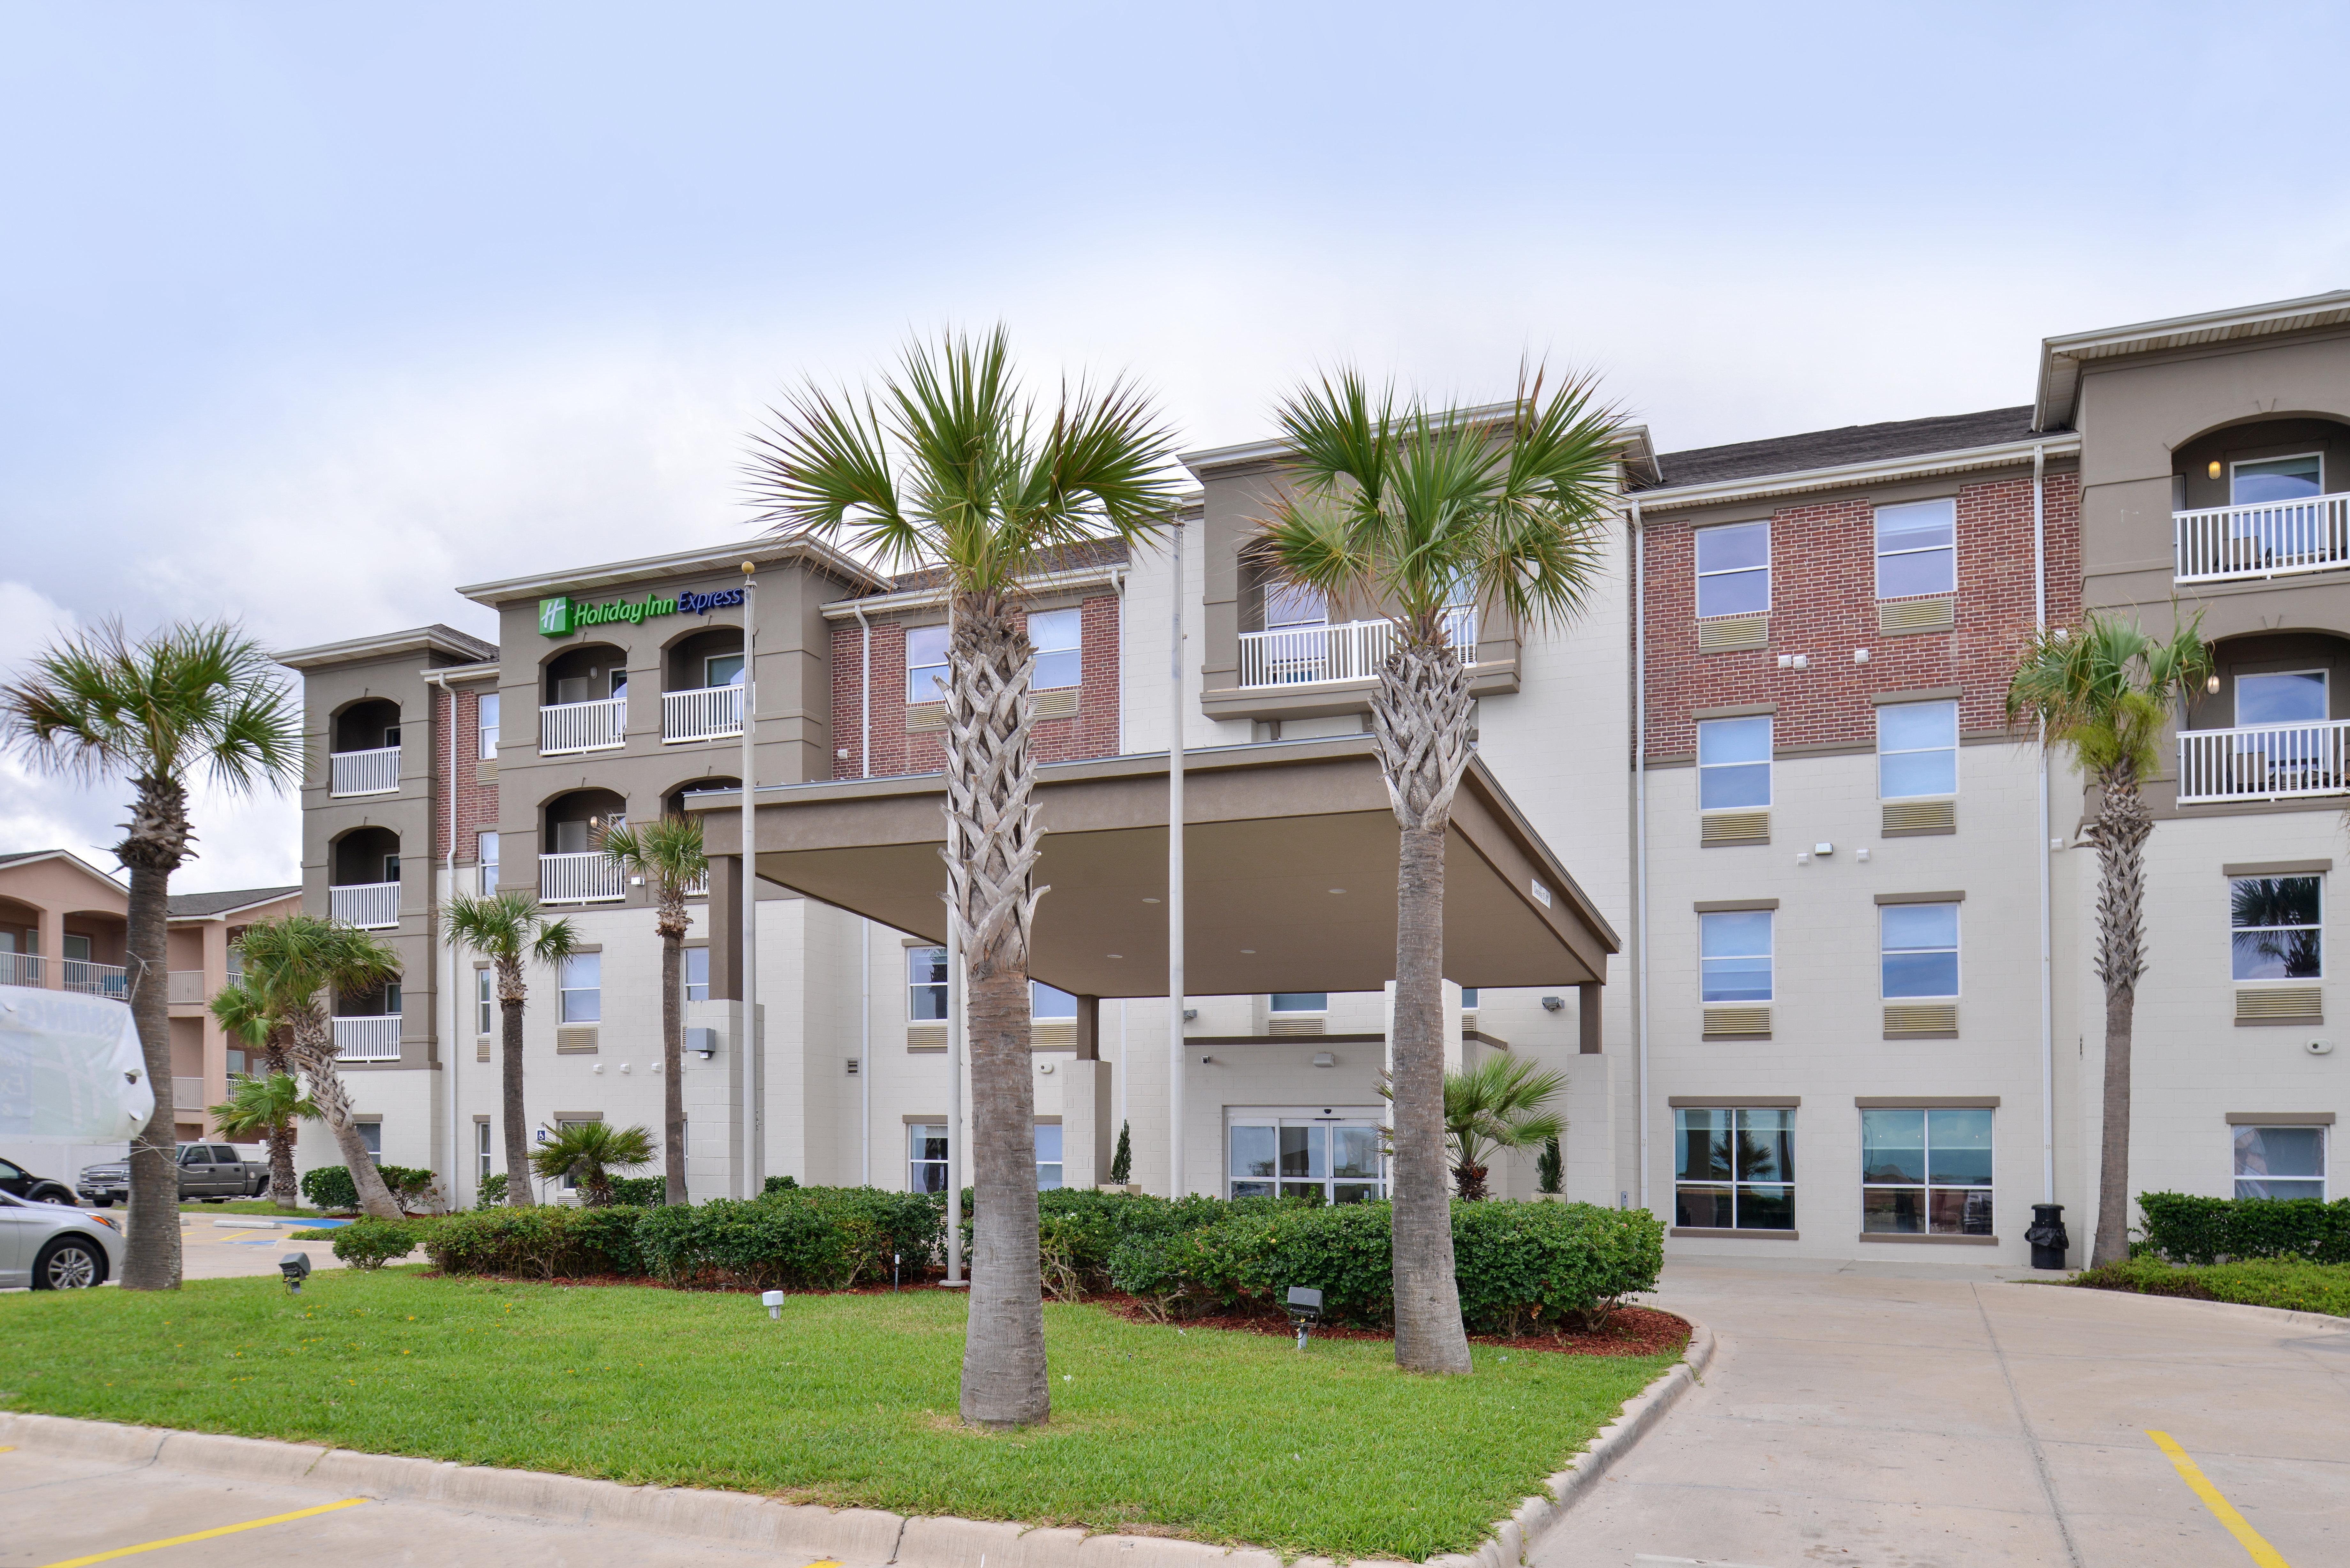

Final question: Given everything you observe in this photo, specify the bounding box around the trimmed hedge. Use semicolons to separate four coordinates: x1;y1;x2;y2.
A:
2136;1192;2350;1265
300;1164;436;1213
422;1204;653;1279
331;1219;417;1270
2077;1255;2350;1317
609;1176;668;1207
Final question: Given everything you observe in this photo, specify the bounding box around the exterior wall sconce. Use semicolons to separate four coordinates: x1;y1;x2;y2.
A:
2208;460;2223;480
1540;995;1565;1012
1311;1052;1336;1068
2207;673;2222;694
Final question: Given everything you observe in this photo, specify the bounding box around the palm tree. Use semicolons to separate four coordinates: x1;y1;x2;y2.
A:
1248;367;1621;1374
600;815;707;1204
208;1072;320;1207
1381;1054;1568;1201
209;978;302;1206
529;1120;656;1207
0;619;300;1289
447;891;579;1207
2008;609;2211;1267
746;326;1179;1428
231;915;407;1220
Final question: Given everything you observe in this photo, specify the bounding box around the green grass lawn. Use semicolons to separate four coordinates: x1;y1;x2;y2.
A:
0;1269;1676;1558
175;1200;327;1217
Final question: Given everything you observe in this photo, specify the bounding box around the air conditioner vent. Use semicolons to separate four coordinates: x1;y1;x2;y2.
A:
2237;986;2323;1022
1884;1002;1958;1037
556;1027;599;1054
1034;687;1079;720
1267;1015;1326;1037
1702;809;1770;848
906;702;947;732
906;1022;948;1051
1702;1004;1771;1038
1879;597;1955;634
1697;613;1769;653
1031;1018;1077;1049
1883;798;1957;835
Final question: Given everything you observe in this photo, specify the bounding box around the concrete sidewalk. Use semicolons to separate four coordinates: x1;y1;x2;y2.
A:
1535;1257;2350;1567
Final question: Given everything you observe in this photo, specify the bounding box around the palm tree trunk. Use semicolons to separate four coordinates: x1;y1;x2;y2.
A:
288;1014;403;1220
1373;636;1475;1375
2088;767;2151;1267
263;1030;299;1208
119;837;181;1291
943;595;1050;1428
500;982;534;1206
662;926;687;1204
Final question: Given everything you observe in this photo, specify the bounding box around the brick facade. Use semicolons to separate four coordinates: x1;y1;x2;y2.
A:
430;682;502;866
1641;473;2080;760
829;593;1123;779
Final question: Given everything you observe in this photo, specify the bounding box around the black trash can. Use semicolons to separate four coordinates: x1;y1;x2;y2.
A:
2025;1202;2069;1270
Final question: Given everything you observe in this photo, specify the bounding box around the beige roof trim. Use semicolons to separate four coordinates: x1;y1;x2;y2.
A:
276;625;497;671
821;561;1128;620
1632;434;2077;515
458;535;887;607
1182;408;1661;486
2035;289;2350;430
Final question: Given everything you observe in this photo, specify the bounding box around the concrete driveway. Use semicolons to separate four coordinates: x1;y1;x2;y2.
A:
1541;1256;2349;1568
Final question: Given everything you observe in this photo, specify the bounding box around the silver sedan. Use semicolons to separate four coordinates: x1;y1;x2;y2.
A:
0;1188;123;1288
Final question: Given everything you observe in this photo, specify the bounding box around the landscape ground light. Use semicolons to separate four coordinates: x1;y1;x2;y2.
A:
278;1253;310;1293
1285;1285;1323;1351
762;1289;784;1321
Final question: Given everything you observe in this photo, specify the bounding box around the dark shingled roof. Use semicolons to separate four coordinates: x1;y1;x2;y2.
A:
882;536;1133;595
1645;406;2051;492
167;886;301;919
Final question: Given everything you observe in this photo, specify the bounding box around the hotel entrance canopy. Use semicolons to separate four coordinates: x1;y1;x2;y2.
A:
690;735;1616;1000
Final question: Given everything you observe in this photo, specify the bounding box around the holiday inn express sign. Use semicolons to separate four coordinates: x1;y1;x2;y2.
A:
539;586;745;637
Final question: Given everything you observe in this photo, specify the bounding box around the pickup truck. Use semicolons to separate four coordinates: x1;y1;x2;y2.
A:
76;1143;268;1206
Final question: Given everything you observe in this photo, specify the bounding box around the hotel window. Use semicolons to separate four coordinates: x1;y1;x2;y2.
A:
2231;876;2322;981
1875;499;1956;598
1264;582;1326;629
1031;981;1077;1018
1699;911;1772;1002
2232;453;2323;504
704;652;746;688
684;946;709;1003
1877;701;1958;798
1694;522;1769;617
1673;1107;1794;1230
358;1120;383;1166
559;953;601;1023
1036;1123;1064;1190
477;693;499;760
909;946;949;1020
476;831;499;894
908;1124;950;1193
476;969;494;1036
906;625;949;704
554;1117;597;1192
383;982;403;1016
2236;669;2328;726
1270;992;1328;1015
1228;1115;1386;1203
2233;1125;2327;1200
1861;1107;1993;1235
476;1120;492;1181
1881;904;1959;999
1697;716;1771;809
1029;609;1080;690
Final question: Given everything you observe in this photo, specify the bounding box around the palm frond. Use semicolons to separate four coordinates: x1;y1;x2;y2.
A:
2007;607;2213;785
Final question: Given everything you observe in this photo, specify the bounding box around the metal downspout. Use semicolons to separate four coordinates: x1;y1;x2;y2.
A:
1631;502;1651;1213
427;669;461;1208
852;605;872;779
739;562;761;1198
2034;445;2054;1205
1167;519;1186;1199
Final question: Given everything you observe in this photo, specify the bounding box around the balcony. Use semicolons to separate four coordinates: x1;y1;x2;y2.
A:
1236;607;1476;689
168;970;207;1005
330;881;402;930
333;1015;401;1062
63;960;127;999
2;952;41;987
329;744;401;796
173;1075;207;1111
663;685;745;743
2174;494;2350;585
2177;720;2350;804
540;695;627;755
540;851;624;904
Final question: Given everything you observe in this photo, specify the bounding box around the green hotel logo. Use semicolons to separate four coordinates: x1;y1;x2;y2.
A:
538;596;573;636
539;589;701;637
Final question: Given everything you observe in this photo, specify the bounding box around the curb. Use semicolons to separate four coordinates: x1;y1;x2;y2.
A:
1987;1278;2350;1334
0;1321;1713;1568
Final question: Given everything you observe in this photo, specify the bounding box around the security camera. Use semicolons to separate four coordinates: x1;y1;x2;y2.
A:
2309;1038;2334;1057
1541;996;1565;1012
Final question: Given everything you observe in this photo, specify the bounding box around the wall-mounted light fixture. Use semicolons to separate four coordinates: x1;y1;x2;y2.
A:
1540;995;1565;1012
2208;460;2223;481
2207;673;2222;694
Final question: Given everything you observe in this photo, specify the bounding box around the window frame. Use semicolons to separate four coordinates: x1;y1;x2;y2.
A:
1698;910;1773;1003
907;1123;950;1193
476;968;494;1037
476;1119;492;1181
1873;497;1957;600
1876;700;1959;801
1035;1122;1064;1190
1693;521;1770;619
1672;1106;1796;1232
2229;873;2323;982
1860;1106;1994;1236
1226;1110;1387;1203
2230;451;2324;505
2232;1123;2328;1201
1028;608;1082;691
357;1120;383;1166
1030;981;1078;1019
1262;581;1326;630
908;946;948;1021
2233;667;2329;726
905;624;950;705
1696;715;1772;811
559;952;602;1024
683;945;709;1003
1880;902;1961;1001
476;830;499;894
703;652;746;688
477;692;499;760
1269;992;1328;1015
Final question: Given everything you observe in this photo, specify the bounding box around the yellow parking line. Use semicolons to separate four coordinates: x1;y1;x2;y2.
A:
2147;1430;2290;1568
38;1497;368;1567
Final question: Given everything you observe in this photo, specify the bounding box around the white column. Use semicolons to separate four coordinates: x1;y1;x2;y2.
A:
1167;517;1187;1198
739;561;761;1197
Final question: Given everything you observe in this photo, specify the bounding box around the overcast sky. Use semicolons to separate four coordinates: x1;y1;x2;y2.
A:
4;1;2347;890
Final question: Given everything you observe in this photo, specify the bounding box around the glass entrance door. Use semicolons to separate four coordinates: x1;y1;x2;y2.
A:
1228;1113;1387;1202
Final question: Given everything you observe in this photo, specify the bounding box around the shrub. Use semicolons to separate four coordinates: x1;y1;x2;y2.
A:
636;1187;940;1289
300;1163;436;1214
609;1176;667;1207
331;1219;417;1270
422;1205;650;1279
2077;1255;2350;1318
475;1172;508;1209
762;1174;799;1194
2135;1192;2350;1265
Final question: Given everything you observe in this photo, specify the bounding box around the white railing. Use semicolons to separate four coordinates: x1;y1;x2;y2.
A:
2175;494;2350;584
1236;607;1476;688
2178;719;2350;804
540;851;624;903
329;744;401;796
662;684;745;743
173;1076;206;1110
333;1016;402;1061
330;882;401;930
168;970;207;1004
63;960;127;998
2;953;41;986
539;695;627;755
683;869;709;898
